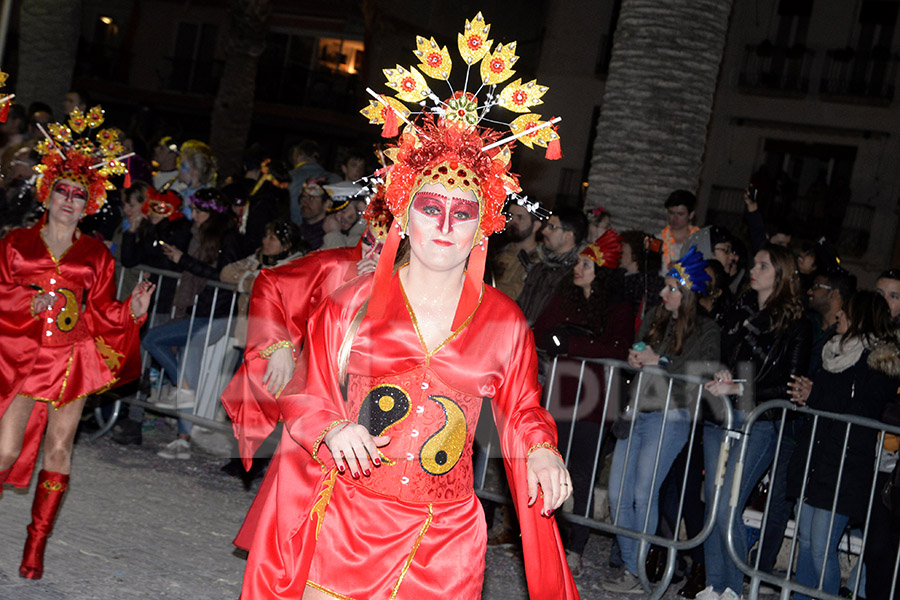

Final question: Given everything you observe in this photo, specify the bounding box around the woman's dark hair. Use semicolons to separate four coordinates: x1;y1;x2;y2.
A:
757;243;804;334
123;180;150;206
194;209;235;264
620;230;662;275
264;219;303;252
559;260;615;330
842;290;894;346
645;276;699;356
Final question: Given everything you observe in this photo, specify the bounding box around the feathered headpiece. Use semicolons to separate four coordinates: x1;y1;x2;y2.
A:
33;105;131;215
362;11;563;328
667;245;711;295
581;228;623;269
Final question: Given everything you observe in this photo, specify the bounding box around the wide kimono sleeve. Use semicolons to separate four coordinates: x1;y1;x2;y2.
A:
0;233;43;400
490;315;581;600
222;268;297;467
84;245;146;384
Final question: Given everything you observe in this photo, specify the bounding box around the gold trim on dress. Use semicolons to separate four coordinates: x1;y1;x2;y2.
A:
39;226;81;273
310;468;338;541
305;580;358;600
259;339;294;359
398;278;483;362
389;503;434;599
20;344;119;409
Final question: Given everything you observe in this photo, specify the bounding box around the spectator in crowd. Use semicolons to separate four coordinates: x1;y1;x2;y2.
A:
296;177;331;251
660;190;699;269
875;268;900;328
339;148;368;182
491;200;542;300
698;259;729;325
219;219;304;349
142;189;241;460
750;266;856;582
517;207;587;324
787;291;900;600
62;89;89;118
152;135;180;190
532;229;633;576
586;206;611;242
605;246;720;594
863;267;900;600
0;103;28;164
119;184;191;316
684;225;738;311
170;140;217;219
321;182;366;250
26;102;53;142
223;156;284;257
702;243;811;600
619;230;664;333
287;139;338;225
0;146;39;235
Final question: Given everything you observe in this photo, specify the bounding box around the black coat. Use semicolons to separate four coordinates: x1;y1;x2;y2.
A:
787;340;900;521
720;292;812;412
120;217;192;314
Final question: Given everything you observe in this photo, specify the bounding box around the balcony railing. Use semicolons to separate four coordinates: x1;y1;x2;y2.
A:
819;46;898;102
738;42;814;95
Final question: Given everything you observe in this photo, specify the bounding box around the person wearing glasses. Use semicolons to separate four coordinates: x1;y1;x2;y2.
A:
517;207;587;325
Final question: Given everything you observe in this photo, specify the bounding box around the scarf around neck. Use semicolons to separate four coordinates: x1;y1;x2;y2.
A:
821;334;867;373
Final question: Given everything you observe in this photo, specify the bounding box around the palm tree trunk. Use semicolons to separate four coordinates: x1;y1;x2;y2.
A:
17;0;82;110
209;0;269;179
585;0;734;233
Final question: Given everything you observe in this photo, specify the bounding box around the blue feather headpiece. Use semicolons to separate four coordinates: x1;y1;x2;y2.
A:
667;245;711;295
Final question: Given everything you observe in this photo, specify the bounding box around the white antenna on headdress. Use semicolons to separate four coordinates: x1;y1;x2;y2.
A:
481;116;561;151
90;152;135;170
35;123;67;159
365;88;417;131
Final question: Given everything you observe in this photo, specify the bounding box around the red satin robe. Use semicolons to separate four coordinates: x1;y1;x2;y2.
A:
0;222;145;487
221;244;361;463
240;272;579;600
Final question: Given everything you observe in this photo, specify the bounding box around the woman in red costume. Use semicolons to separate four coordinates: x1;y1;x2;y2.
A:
0;107;154;580
241;13;577;596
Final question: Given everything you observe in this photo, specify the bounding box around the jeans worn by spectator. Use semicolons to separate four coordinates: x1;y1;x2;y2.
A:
793;502;850;600
608;408;691;576
702;413;777;593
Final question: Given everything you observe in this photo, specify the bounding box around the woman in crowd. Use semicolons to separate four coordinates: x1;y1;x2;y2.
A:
219;219;304;349
0;124;153;579
142;188;241;459
241;112;576;599
119;182;192;315
532;228;634;575
586;206;611;242
604;246;720;594
169;139;217;219
701;243;812;600
787;290;900;600
620;230;664;333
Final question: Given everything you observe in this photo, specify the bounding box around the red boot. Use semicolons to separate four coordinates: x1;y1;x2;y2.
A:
19;469;69;580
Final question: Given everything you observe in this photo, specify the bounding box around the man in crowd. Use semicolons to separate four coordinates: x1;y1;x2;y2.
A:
491;201;542;300
517;207;587;324
152;135;181;190
288;139;338;225
297;178;331;251
660;189;699;268
876;268;900;328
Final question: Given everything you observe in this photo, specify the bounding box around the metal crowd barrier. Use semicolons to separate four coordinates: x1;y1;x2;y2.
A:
472;356;900;600
731;400;900;600
90;264;242;440
474;355;734;600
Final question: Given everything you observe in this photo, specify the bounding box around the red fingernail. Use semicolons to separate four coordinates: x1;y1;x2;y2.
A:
338;465;345;473
363;469;371;477
373;458;381;467
352;471;360;479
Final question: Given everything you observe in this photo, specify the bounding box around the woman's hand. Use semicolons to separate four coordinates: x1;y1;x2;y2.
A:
527;448;573;516
705;369;741;396
161;243;183;264
356;256;378;276
627;346;659;368
788;374;812;405
324;423;390;478
32;292;58;314
129;280;156;318
261;346;294;397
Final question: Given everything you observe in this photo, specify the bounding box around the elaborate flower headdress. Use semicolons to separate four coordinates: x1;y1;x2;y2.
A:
362;12;563;327
142;187;183;221
33;105;132;215
667;245;711;295
581;229;623;269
